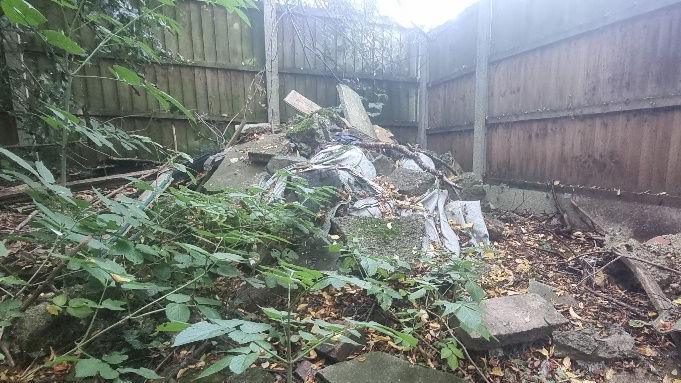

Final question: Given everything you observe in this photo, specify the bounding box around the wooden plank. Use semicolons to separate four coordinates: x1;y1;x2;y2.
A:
201;4;220;116
190;1;209;115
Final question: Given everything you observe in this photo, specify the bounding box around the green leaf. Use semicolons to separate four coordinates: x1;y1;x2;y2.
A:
75;358;100;378
0;147;38;177
102;352;128;365
35;161;55;184
194;296;221;306
173;321;231;347
227;330;266;344
166;293;191;303
100;299;126;311
110;65;142;86
465;280;486;302
118;367;162;380
197;305;221;320
0;275;27;286
165;303;190;323
229;353;258;374
0;0;47;26
52;294;67;306
156;321;191;332
197;356;232;379
239;321;272;334
0;241;7;257
39;30;85;55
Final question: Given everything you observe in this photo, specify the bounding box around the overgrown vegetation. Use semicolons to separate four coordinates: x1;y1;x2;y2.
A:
0;0;488;381
0;146;488;381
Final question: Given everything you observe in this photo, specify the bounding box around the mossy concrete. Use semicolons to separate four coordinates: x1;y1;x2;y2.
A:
332;216;424;260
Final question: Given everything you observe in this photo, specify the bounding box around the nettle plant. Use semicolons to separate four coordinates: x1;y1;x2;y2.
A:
0;149;338;380
0;0;255;182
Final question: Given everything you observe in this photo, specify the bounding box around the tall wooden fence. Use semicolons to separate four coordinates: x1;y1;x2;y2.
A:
426;0;681;202
0;2;418;158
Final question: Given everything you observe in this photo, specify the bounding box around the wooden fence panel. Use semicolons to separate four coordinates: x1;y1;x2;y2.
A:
3;2;417;160
426;0;681;199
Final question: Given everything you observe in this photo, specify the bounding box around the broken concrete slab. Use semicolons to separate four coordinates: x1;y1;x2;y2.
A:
204;133;289;192
572;195;681;241
266;155;307;175
457;172;490;211
553;326;636;362
241;122;273;136
191;367;274;383
337;85;376;139
528;279;578;307
332;216;424;261
317;352;464;383
386;167;436;196
317;334;364;362
285;90;322;115
295;360;317;381
456;293;569;351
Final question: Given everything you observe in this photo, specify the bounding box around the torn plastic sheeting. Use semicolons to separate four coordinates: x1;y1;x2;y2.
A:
261;145;381;199
401;153;435;172
446;200;490;245
309;145;377;180
419;189;461;256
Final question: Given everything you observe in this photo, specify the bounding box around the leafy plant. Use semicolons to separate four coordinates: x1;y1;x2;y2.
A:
0;0;255;182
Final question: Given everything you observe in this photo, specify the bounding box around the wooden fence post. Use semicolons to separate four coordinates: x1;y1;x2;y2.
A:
2;32;33;145
472;0;491;179
417;34;428;147
263;0;280;127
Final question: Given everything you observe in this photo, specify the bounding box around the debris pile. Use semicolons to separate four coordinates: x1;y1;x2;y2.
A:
204;85;488;260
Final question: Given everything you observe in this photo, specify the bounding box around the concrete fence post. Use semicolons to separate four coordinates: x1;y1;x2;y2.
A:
472;0;491;179
263;0;280;127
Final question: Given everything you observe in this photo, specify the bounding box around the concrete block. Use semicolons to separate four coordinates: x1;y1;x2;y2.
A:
457;293;568;351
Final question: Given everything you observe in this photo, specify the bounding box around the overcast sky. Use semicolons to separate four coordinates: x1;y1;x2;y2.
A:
376;0;478;29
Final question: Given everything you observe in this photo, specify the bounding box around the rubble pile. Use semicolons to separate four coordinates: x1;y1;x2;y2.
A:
194;85;681;382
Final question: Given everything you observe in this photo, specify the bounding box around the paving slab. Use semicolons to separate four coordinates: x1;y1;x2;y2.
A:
456;293;569;351
317;352;464;383
528;279;578;307
332;216;424;261
284;90;322;115
337;85;376;138
553;325;635;362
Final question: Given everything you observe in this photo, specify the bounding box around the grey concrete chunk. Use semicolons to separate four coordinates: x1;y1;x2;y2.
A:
332;216;424;261
266;155;307;174
317;333;364;362
337;85;376;138
205;133;289;191
241;123;272;136
528;279;578;307
318;352;464;383
553;326;636;362
456;293;569;351
386;167;436;196
371;154;396;176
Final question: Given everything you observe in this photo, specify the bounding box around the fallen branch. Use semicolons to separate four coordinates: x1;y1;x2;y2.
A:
622;254;681;276
583;286;647;317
